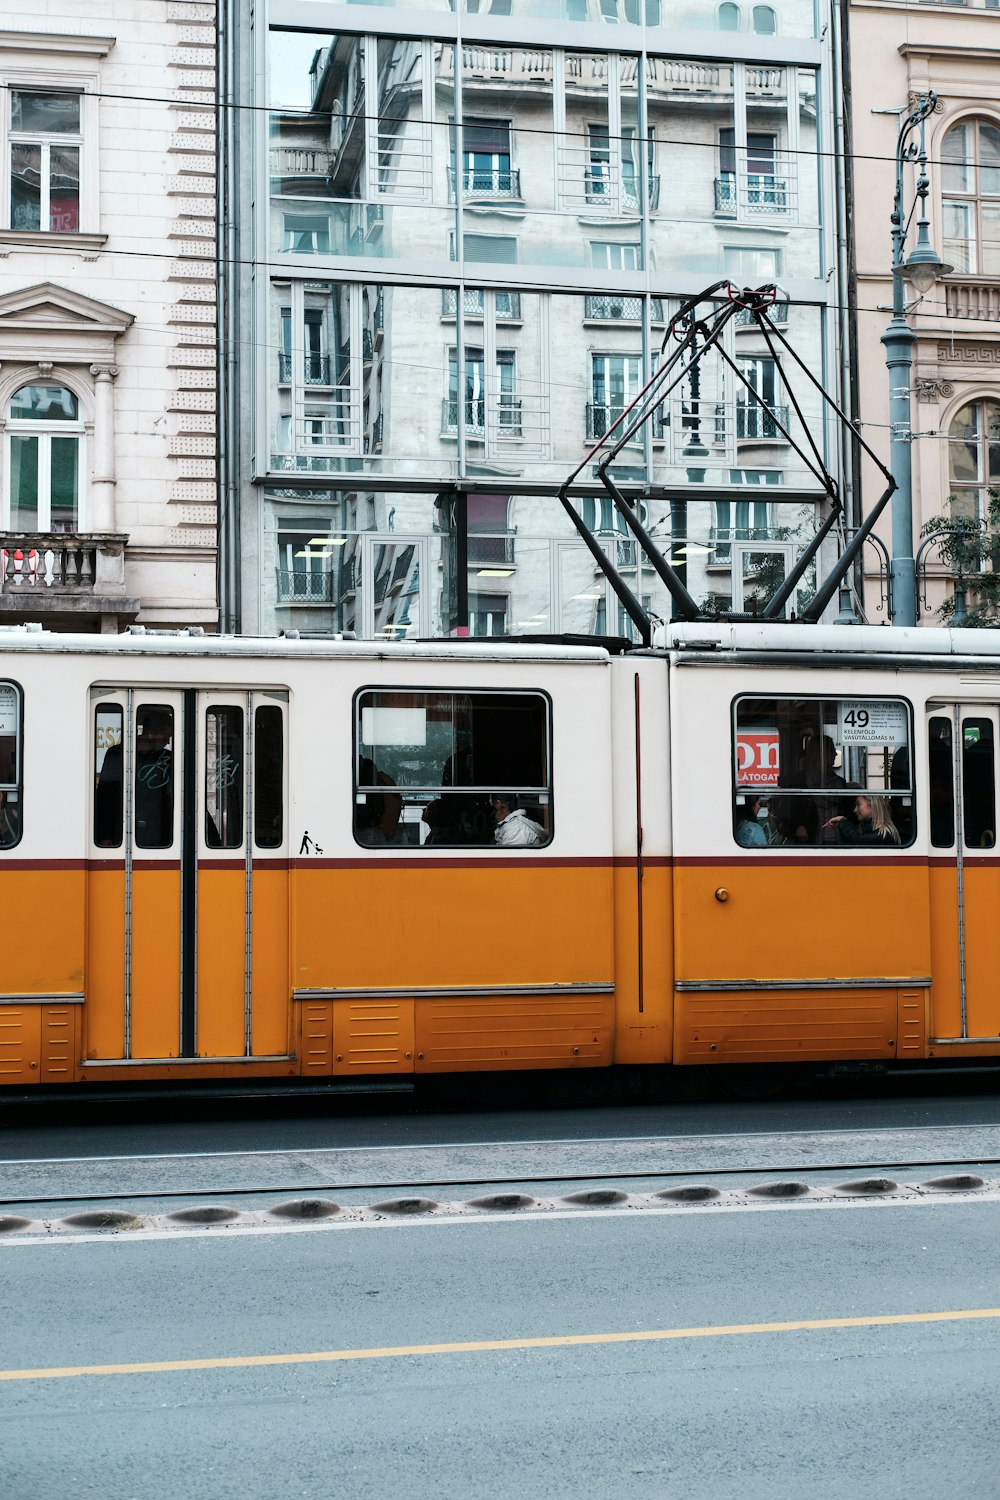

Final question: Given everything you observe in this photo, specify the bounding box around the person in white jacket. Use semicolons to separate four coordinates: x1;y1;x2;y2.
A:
492;794;546;847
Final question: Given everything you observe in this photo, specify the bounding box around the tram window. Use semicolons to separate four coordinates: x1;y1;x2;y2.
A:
254;705;283;849
134;705;174;850
205;707;243;849
93;703;124;848
928;717;955;848
354;690;551;848
962;719;995;849
733;695;914;849
0;681;22;850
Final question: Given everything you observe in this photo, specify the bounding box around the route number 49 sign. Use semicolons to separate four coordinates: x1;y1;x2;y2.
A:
837;701;908;746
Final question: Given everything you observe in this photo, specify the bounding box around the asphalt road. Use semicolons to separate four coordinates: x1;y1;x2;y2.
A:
6;1082;1000;1498
4;1193;1000;1500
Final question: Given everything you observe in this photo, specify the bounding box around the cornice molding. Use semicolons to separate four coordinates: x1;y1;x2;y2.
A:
0;30;114;57
898;43;1000;64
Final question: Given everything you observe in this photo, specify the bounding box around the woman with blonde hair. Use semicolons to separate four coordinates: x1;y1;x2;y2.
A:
823;793;901;846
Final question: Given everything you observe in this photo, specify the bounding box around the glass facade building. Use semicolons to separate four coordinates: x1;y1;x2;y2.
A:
221;0;841;639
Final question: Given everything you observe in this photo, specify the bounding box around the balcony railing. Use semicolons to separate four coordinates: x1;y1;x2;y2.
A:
585;295;643;321
448;166;522;201
715;174;790;216
736;404;790;441
364;411;384;454
734;301;789;327
441;288;522;321
269;148;333;181
945;280;1000;322
1;532;132;605
442;397;522;437
710;524;777;562
277;352;332;386
441;47;788;99
275;567;335;604
584;176;661;213
587;403;662;441
468;532;516;566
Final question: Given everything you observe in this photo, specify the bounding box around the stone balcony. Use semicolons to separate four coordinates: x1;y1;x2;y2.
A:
944;280;1000;323
0;533;140;633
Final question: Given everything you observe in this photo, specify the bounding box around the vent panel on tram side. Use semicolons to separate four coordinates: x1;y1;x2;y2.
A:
668;658;933;1066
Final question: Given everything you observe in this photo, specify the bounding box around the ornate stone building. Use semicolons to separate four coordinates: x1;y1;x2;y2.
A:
0;5;218;632
851;0;1000;624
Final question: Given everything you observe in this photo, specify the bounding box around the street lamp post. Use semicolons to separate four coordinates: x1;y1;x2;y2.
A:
881;92;952;628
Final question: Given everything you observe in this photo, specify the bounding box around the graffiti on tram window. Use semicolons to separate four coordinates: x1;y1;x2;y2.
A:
205;707;243;850
353;689;552;850
732;696;915;850
0;681;21;849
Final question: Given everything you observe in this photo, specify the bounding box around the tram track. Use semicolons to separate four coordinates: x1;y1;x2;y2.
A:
6;1124;1000;1209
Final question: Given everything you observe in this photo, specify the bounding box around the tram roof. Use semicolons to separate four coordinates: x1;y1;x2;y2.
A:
0;625;611;664
8;620;1000;667
663;623;1000;661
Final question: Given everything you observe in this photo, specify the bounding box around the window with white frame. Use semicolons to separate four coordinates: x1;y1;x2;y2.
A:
736;357;787;441
468;591;508;636
0;36;107;239
941;119;1000;276
724;245;782;281
8;90;81;232
589;354;642;441
589;240;641;272
455;119;517;200
446;348;517;434
949;399;1000;519
713;481;778;561
272;282;360;459
5;383;85;532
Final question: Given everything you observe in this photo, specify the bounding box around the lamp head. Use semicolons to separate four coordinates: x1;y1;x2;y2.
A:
895;220;953;294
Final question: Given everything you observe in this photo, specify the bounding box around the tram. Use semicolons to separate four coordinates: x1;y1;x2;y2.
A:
1;618;999;1092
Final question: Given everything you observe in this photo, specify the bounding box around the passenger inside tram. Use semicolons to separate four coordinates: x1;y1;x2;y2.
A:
356;689;551;849
733;695;915;850
822;794;901;846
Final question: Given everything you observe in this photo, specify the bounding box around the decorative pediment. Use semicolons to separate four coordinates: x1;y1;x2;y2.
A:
0;283;134;366
0;282;134;335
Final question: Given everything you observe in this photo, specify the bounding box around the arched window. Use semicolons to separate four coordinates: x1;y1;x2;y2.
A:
941;119;1000;275
949;399;1000;519
6;383;83;533
752;5;776;32
718;2;740;28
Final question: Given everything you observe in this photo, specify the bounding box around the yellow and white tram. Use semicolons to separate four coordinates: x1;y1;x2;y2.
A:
1;620;999;1091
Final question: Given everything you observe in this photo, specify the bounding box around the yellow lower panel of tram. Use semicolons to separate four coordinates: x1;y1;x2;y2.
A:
196;865;246;1058
131;867;182;1059
292;864;616;991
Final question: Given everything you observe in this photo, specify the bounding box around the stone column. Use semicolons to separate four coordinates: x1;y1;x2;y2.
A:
89;364;119;532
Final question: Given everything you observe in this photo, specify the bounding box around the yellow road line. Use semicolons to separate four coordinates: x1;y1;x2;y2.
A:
4;1308;1000;1383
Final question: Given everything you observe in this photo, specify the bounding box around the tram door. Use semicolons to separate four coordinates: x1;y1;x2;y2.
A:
926;704;1000;1042
87;688;289;1061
